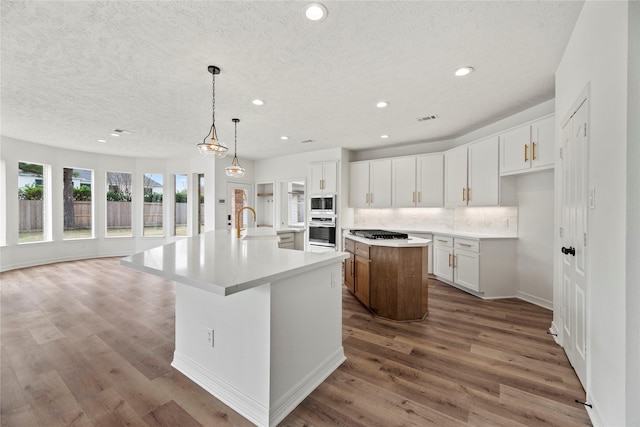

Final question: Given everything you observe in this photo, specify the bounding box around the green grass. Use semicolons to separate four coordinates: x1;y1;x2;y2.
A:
18;225;189;243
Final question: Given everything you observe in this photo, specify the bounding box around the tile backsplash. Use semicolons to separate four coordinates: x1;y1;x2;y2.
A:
353;206;518;236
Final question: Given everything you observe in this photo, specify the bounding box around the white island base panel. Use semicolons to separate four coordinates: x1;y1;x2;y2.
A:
170;263;345;427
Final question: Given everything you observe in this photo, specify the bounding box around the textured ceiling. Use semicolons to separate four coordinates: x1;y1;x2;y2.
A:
1;1;584;160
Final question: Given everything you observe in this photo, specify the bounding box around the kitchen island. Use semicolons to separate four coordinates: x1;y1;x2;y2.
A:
344;231;431;322
121;229;348;427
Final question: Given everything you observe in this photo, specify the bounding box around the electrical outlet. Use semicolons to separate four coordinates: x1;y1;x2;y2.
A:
206;328;214;348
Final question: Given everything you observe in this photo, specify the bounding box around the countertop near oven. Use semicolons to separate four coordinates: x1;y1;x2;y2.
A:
342;226;517;240
344;232;431;248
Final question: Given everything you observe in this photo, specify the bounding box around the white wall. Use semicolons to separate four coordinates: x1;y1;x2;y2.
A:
626;2;640;425
515;170;554;309
555;2;630;426
0;136;216;271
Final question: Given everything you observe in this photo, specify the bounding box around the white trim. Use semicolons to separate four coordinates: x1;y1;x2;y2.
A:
516;290;553;310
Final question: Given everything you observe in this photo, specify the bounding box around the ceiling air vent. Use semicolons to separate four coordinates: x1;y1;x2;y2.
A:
417;115;438;122
300;139;314;144
112;129;134;135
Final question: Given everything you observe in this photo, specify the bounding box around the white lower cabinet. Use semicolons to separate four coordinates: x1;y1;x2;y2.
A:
433;234;516;298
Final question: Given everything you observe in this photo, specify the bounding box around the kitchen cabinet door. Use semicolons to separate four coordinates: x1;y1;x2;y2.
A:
500;125;531;175
467;136;499;206
417;153;444;207
344;251;355;293
453;249;480;292
309;162;337;194
444;145;468;207
369;159;392;208
433;245;453;281
531;116;555;170
350;161;370;208
392;157;417;207
354;255;370;305
309;163;324;194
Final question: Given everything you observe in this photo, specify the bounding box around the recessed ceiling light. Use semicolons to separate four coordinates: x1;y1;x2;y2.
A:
381;134;390;139
281;136;289;140
110;133;120;137
376;101;390;108
454;66;474;77
305;3;327;21
97;139;107;143
252;99;265;106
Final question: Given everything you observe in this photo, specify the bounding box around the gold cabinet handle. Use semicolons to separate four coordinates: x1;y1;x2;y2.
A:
467;187;470;202
370;193;373;204
532;141;536;160
418;191;421;203
452;254;456;268
524;144;529;162
437;239;449;243
448;253;452;267
459;243;472;248
462;188;466;201
412;192;416;203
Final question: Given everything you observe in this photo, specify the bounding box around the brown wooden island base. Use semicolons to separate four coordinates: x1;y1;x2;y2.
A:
344;236;429;322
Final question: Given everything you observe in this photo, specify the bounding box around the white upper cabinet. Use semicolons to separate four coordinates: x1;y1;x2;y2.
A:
417;153;444;207
467;136;499;206
444;145;469;207
349;160;391;208
500;115;555;175
445;137;499;207
392;154;443;208
309;161;337;194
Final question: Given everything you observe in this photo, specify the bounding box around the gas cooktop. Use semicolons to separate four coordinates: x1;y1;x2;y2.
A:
350;229;409;240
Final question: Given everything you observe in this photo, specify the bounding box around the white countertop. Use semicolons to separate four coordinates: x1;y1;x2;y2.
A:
343;227;517;240
345;233;431;247
276;227;305;234
121;229;347;297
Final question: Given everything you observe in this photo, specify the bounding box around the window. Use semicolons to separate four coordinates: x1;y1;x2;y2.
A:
63;167;93;239
198;174;205;234
18;162;49;243
174;174;187;236
106;171;132;237
143;173;163;236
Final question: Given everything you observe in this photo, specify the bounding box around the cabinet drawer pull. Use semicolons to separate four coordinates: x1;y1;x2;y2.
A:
524;143;529;162
467;188;470;202
452;254;456;268
437;239;449;243
459;243;472;248
532;141;537;160
448;253;452;267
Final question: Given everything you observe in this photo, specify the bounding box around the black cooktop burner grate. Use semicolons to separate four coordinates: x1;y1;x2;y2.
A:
350;229;409;240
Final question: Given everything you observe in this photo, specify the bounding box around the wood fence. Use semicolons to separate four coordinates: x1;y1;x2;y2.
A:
19;201;195;231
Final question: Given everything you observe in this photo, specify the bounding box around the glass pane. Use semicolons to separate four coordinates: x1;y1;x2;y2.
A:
174;174;187;236
143;173;163;236
230;188;248;231
18;162;45;243
106;171;132;237
288;181;305;226
198;174;205;234
63;167;93;239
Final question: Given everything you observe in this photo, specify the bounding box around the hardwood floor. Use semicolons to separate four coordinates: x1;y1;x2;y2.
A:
0;258;590;426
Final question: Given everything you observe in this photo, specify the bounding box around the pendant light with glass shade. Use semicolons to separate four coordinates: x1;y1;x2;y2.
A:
225;118;245;177
197;65;228;158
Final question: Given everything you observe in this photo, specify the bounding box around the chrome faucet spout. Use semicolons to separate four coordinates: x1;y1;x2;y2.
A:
236;206;257;238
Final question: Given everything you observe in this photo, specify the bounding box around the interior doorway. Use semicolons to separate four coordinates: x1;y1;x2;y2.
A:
560;92;589;388
226;182;253;231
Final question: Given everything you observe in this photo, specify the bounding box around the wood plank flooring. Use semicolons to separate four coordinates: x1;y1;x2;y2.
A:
0;257;591;426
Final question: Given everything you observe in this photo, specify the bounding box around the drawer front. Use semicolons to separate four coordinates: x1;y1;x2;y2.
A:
278;233;294;243
434;235;453;248
278;242;295;249
344;238;355;253
355;242;370;259
454;238;479;252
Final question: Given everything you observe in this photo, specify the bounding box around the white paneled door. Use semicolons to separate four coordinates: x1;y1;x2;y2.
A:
560;96;589;388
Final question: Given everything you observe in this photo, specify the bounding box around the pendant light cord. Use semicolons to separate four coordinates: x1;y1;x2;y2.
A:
233;119;238;158
202;70;217;143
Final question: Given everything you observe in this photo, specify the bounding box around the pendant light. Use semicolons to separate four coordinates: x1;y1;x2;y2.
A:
225;118;245;177
197;65;228;158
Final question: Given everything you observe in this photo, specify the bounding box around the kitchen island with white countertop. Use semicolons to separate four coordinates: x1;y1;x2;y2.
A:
121;229;348;427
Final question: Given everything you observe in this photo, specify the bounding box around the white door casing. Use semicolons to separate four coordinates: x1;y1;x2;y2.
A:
560;97;589;388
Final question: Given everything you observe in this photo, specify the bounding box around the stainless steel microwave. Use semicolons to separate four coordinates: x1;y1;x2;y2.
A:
309;195;336;214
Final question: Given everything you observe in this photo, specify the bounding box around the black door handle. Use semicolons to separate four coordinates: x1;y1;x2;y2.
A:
561;246;576;256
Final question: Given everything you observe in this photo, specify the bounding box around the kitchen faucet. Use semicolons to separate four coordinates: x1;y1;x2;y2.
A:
236;206;256;238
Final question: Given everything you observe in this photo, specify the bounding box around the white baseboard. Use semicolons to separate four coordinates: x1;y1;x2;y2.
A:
172;347;346;427
172;352;269;426
270;347;346;427
516;290;553;310
549;322;561;345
